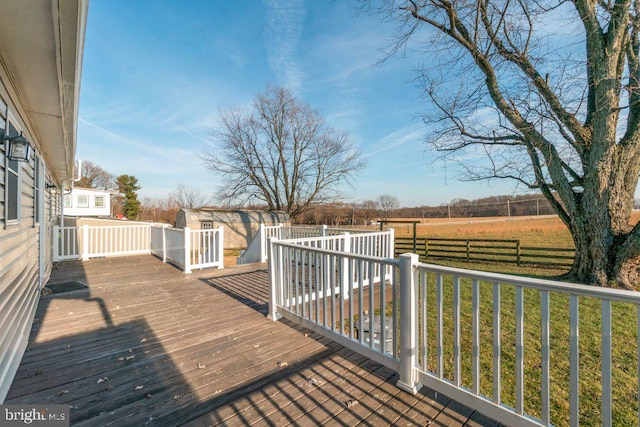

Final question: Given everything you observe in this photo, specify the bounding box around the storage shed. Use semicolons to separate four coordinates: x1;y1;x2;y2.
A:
176;208;289;248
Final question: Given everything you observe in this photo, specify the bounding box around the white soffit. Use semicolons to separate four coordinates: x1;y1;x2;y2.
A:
0;0;87;182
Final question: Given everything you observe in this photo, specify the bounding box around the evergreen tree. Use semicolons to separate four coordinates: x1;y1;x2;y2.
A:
116;174;141;220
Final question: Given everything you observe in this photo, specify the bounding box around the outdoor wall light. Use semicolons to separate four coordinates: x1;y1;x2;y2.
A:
3;131;30;162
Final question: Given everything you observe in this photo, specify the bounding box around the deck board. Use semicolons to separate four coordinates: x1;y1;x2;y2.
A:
6;255;499;426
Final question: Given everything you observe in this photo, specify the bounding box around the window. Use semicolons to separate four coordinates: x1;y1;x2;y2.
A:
5;121;20;223
63;194;72;208
94;196;105;208
201;221;213;229
77;195;89;208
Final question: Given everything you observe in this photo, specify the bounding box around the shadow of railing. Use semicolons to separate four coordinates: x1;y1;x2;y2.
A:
198;269;270;315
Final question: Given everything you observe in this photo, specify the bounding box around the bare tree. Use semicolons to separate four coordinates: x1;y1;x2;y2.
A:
360;199;380;224
378;194;399;220
367;1;640;288
74;160;115;190
139;196;179;224
201;86;365;221
170;183;212;209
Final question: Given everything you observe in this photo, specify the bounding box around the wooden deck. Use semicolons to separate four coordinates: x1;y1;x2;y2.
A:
6;256;499;426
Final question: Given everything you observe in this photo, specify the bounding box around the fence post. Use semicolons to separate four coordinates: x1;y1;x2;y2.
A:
268;237;282;321
81;224;90;261
321;224;328;237
516;240;521;266
466;240;471;262
397;253;421;394
218;226;225;269
183;227;192;274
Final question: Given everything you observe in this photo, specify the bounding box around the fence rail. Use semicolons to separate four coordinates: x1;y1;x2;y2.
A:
395;237;575;268
269;238;639;426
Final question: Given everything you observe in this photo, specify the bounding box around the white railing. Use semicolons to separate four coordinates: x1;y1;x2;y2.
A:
150;226;224;273
268;243;640;427
242;223;393;264
268;239;401;371
55;224;224;274
189;228;225;270
53;224;150;261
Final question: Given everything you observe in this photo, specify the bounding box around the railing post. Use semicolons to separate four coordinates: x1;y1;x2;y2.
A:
183;227;192;274
388;228;395;259
397;253;422;394
162;226;167;263
341;233;351;291
53;225;60;261
268;237;282;321
321;224;328;237
81;224;90;261
218;226;224;269
259;223;267;263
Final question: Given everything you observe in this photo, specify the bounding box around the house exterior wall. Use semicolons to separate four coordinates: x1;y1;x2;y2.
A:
0;79;62;403
0;0;87;403
176;209;290;248
63;187;112;217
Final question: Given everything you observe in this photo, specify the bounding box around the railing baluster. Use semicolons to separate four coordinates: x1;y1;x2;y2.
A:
358;259;364;345
294;248;300;315
314;251;320;324
421;270;427;370
541;290;550;425
369;260;375;349
339;254;345;335
301;247;306;319
472;278;480;395
330;255;336;331
323;252;328;328
348;258;354;339
570;294;579;427
493;281;501;404
308;250;313;321
380;263;387;353
453;276;460;387
516;286;524;414
601;299;612;427
436;273;443;378
393;264;399;359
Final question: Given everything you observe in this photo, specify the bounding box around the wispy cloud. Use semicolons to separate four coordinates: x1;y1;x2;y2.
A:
365;124;425;158
264;0;305;92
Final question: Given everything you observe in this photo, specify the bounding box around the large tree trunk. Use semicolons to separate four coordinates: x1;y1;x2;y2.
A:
567;147;640;288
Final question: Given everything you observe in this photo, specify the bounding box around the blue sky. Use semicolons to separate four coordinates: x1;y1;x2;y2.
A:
77;0;521;207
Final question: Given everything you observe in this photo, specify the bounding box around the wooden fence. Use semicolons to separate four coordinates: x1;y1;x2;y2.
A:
395;237;574;268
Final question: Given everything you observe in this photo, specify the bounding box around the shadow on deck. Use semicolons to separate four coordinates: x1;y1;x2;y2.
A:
6;256;498;426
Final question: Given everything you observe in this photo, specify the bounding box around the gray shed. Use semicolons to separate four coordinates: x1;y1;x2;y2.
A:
176;208;290;248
